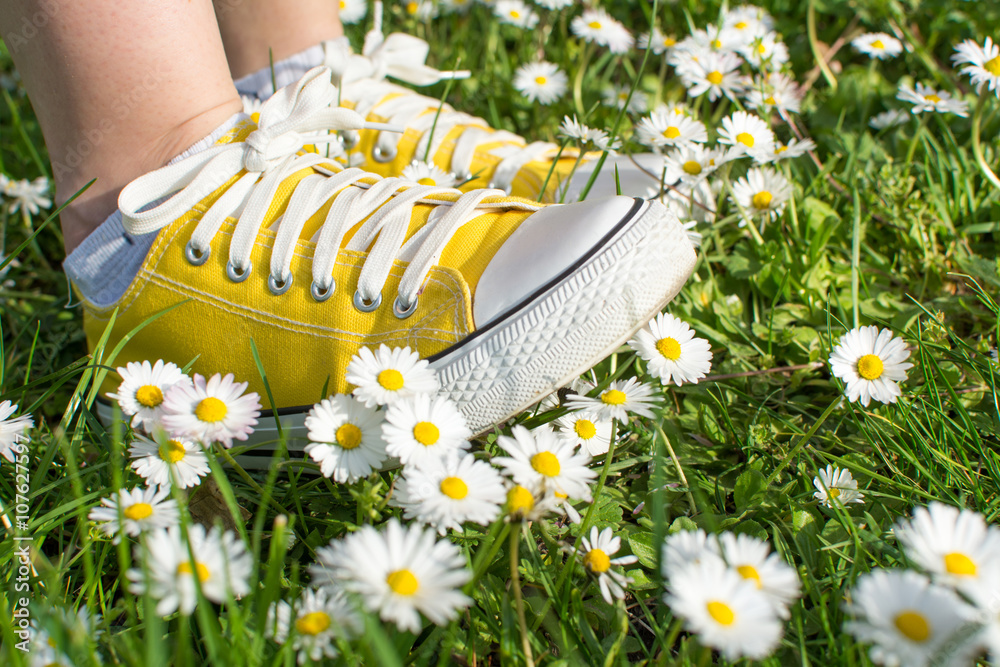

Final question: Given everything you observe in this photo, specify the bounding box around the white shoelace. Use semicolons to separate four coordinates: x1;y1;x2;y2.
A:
322;20;565;193
119;67;538;317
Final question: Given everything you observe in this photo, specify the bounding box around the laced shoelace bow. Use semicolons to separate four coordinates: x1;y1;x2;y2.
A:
119;66;533;317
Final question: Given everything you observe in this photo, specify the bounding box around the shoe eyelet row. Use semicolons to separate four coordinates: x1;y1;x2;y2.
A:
268;272;293;296
310;280;335;302
185;241;210;266
339;131;360;150
353;290;382;312
372;145;397;163
226;260;252;283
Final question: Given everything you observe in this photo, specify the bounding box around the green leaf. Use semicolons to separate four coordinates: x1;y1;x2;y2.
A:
734;469;766;511
627;531;659;570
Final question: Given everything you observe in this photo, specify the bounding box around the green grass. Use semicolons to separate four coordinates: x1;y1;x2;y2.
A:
3;0;1000;664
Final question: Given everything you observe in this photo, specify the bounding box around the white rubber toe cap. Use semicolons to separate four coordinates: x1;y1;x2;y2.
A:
473;196;643;327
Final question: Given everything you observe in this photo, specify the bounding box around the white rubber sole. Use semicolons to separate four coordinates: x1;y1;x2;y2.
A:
97;198;696;470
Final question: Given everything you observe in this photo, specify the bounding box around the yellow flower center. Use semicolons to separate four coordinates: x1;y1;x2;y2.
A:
177;560;210;583
335;423;363;450
706;71;724;85
736;564;763;589
871;39;885;50
944;552;977;576
296;611;332;636
856;354;884;380
829;487;842;499
893;610;931;642
135;384;164;408
413;421;440;446
752;191;773;210
195;397;227;423
510;9;520;18
386;569;419;596
377;369;405;391
440;476;469;499
757;43;767;54
765;95;777;105
124;503;154;521
588;21;602;29
158;440;187;464
656;337;682;360
574;419;597;440
734;21;748;29
507;485;535;515
986;55;1000;77
924;94;942;103
583;548;611;573
601;389;627;406
683;160;703;175
662;126;681;139
417;177;436;186
706;600;736;626
663;37;676;47
775;145;788;153
339;0;346;8
530;451;561;477
535;75;547;85
736;132;755;147
406;2;419;15
710;39;722;49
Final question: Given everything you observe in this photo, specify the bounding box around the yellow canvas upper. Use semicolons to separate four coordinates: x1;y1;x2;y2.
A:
82;119;544;410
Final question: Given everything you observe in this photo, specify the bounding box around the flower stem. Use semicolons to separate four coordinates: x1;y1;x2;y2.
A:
656;425;696;513
510;525;534;667
764;397;842;487
972;92;1000;192
463;518;510;595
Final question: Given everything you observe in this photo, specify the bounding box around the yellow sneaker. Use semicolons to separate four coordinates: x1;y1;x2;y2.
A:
242;34;663;203
87;68;695;463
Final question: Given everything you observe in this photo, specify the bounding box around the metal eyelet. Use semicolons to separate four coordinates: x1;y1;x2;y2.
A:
353;290;382;312
339;131;360;150
185;241;210;266
310;279;335;302
488;182;512;195
226;259;252;283
372;144;397;163
268;272;293;296
392;296;418;319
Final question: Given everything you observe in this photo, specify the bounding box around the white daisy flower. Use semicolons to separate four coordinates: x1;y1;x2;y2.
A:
634;110;708;150
401;0;436;21
494;0;538;29
663;179;720;225
731;166;793;220
680;50;745;101
870;109;911;130
382;393;471;468
663;145;728;185
345;344;440;408
665;557;783;661
304;394;387;483
570;8;634;54
267;587;362;664
493;424;596;500
310;519;471;633
711;532;801;618
107;359;191;432
401;161;457;188
638;28;678;55
958;569;1000;661
128;524;252;616
393;452;506;534
555;410;614;456
662;529;716;581
241;95;263;116
844;569;978;667
88;485;180;543
160;372;260;447
828;326;913;407
767;137;816;162
722;6;774;39
0;399;33;462
564;377;661;421
628;313;713;387
897;82;969;117
852;32;904;60
952;37;1000;97
576;527;638;604
534;0;573;9
129;434;210;489
718;111;776;162
602;85;648;114
513;62;568;105
813;465;865;507
739;32;789;70
337;0;368;24
744;71;803;116
894;502;1000;591
560;115;592;142
4;177;51;215
588;128;622;154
